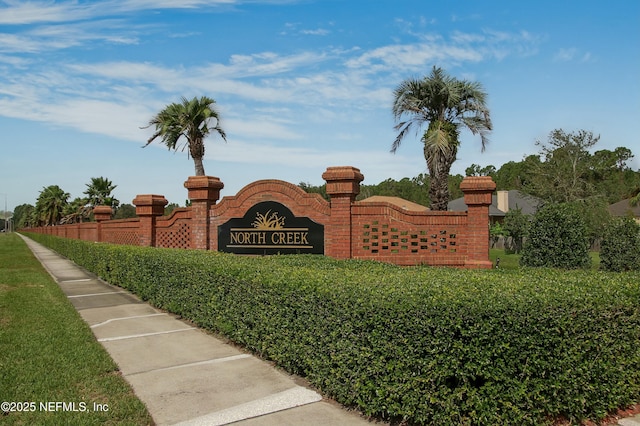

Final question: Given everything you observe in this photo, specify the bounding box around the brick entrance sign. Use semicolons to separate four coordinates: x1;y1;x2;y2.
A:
24;166;496;268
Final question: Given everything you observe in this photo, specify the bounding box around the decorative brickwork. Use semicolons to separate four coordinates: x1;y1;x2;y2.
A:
156;208;192;249
210;179;330;251
102;219;141;245
133;194;168;247
351;203;467;266
93;206;113;222
185;176;223;250
22;167;496;268
322;166;364;259
460;176;496;268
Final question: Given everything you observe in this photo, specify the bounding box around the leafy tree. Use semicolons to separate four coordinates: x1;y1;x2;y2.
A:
391;66;492;210
600;217;640;271
84;177;119;208
299;182;328;201
144;96;227;176
520;203;591;269
447;174;464;201
568;198;610;247
12;204;34;229
465;163;496;177
588;147;639;203
164;203;180;216
35;185;69;226
527;129;599;203
489;221;507;248
493;157;539;191
113;204;137;219
503;207;530;254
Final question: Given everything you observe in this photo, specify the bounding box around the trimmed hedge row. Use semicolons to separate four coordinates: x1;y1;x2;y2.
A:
26;233;640;425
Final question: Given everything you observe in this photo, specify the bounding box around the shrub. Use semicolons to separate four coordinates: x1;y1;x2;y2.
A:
520;203;591;268
600;217;640;271
24;233;640;425
503;207;530;254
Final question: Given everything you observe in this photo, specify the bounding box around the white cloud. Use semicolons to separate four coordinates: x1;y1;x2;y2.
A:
553;46;591;63
0;1;96;25
300;28;330;36
209;138;423;184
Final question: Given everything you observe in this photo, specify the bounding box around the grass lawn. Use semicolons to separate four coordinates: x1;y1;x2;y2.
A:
0;233;152;425
490;248;601;270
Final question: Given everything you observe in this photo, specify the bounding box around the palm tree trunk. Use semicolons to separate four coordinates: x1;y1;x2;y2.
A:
425;146;457;211
191;137;206;176
193;157;206;176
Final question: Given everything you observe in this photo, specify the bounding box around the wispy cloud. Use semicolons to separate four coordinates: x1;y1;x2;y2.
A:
0;0;240;25
553;47;592;63
0;1;97;25
300;28;330;36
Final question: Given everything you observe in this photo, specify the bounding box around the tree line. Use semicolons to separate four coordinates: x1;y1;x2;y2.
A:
301;129;640;208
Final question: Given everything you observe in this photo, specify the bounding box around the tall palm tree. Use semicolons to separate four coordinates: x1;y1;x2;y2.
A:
35;185;69;226
391;66;492;210
84;176;119;208
143;96;227;176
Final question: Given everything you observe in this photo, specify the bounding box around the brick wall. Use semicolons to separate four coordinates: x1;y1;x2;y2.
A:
351;203;468;266
22;166;496;268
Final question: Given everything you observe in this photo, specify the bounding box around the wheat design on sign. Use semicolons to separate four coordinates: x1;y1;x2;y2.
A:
251;210;285;230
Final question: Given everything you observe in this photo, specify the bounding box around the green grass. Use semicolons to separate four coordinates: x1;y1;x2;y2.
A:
0;233;152;425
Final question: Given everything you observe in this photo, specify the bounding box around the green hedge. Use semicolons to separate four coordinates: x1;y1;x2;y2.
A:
600;217;640;272
25;233;640;425
520;203;591;269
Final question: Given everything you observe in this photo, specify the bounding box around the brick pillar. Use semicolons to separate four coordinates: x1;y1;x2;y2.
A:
133;194;168;247
93;205;113;243
184;176;224;250
460;176;496;269
322;166;364;259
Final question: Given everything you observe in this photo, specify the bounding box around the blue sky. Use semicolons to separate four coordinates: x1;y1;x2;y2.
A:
1;0;639;211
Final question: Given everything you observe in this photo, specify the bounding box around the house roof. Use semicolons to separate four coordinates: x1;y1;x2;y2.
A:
608;198;640;217
447;190;541;216
359;196;430;212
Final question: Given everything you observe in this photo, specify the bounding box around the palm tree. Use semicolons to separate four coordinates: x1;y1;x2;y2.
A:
391;66;492;210
61;197;92;224
35;185;69;226
143;96;227;176
84;177;119;208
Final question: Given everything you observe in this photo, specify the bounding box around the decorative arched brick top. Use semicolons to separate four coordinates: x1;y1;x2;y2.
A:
212;179;330;219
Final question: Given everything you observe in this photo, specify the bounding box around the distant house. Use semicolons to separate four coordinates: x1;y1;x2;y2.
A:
608;198;640;224
358;195;430;212
448;190;541;224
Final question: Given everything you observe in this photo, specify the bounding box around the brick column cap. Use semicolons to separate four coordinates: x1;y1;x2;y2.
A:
322;166;364;182
322;166;364;197
133;194;168;216
184;176;224;202
460;176;496;206
93;205;113;222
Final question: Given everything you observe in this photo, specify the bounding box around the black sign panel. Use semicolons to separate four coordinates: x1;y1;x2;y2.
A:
218;201;324;255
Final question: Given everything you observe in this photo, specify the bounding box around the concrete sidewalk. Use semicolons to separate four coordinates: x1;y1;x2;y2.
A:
20;235;375;426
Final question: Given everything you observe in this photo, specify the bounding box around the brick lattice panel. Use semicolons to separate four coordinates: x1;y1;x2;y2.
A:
157;221;191;249
361;221;458;255
104;231;140;246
